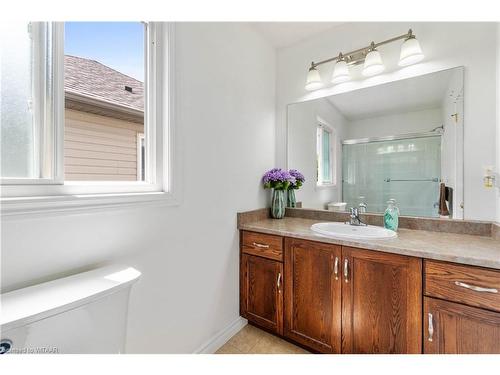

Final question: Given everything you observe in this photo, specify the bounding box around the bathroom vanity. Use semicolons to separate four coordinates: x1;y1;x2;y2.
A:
238;210;500;354
265;64;500;354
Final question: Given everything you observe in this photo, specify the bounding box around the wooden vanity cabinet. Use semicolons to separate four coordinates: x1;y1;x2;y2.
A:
282;238;421;353
240;253;283;335
341;246;422;353
284;238;342;353
239;231;500;354
424;297;500;354
240;232;284;335
423;260;500;353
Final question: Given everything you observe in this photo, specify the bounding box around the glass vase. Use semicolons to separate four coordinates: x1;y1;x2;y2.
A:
271;189;286;219
287;189;296;208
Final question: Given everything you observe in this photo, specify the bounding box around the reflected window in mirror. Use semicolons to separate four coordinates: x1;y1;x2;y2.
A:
316;121;336;186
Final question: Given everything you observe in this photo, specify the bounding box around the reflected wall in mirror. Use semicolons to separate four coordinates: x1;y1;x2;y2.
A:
287;67;464;219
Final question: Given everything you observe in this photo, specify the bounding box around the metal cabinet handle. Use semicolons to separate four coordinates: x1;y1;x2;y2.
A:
252;242;269;249
428;313;434;342
334;257;339;280
344;258;349;283
277;272;282;291
454;281;498;294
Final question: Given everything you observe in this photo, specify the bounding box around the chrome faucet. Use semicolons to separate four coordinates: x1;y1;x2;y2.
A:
348;207;367;226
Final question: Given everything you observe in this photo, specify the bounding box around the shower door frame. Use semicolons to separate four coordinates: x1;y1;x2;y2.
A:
342;130;442;146
341;131;443;218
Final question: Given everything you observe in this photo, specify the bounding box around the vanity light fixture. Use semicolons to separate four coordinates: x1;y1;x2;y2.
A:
331;53;351;84
362;42;385;77
398;30;424;66
305;29;424;90
305;63;324;91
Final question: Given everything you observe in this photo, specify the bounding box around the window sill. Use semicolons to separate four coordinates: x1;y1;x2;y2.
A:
315;183;337;190
0;191;180;218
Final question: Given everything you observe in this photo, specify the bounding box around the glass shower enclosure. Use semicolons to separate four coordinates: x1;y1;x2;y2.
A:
342;135;441;218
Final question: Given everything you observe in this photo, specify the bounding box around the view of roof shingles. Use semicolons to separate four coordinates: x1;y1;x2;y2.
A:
64;55;144;112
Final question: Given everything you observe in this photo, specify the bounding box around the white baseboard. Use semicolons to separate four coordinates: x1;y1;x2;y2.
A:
193;316;248;354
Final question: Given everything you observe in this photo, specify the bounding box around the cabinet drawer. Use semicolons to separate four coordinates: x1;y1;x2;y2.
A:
241;231;283;261
425;260;500;312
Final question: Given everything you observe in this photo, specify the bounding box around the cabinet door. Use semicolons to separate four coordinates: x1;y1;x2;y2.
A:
341;246;422;354
240;254;283;334
424;297;500;353
284;238;342;353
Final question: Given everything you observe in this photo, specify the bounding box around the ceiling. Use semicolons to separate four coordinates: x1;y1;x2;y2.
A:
326;69;455;121
250;22;345;49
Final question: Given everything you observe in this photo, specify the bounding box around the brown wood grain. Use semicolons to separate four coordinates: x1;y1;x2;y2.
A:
424;260;500;312
240;253;283;335
284;238;341;353
341;246;422;354
241;231;283;261
424;297;500;353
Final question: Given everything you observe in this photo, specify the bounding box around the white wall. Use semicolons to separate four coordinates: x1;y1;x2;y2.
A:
0;23;276;353
441;68;464;218
344;107;442;140
288;98;346;209
277;22;498;221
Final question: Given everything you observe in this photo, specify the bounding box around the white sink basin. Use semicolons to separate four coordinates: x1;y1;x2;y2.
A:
311;222;397;240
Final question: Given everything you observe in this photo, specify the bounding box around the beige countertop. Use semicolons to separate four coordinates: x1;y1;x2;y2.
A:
239;217;500;270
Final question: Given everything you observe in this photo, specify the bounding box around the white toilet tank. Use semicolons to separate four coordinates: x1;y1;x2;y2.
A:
0;265;141;354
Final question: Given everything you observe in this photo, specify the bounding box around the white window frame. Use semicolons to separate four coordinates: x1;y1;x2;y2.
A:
316;118;336;188
1;22;64;185
1;22;180;216
136;133;145;181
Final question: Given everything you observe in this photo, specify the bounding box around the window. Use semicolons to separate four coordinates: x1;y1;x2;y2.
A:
1;22;177;214
1;22;36;178
64;22;146;182
316;122;336;186
1;22;61;182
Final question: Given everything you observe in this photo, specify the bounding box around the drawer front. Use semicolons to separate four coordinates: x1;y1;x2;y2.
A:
241;231;283;261
425;260;500;312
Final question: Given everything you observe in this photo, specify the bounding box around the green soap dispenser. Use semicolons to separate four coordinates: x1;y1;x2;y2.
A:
384;199;399;231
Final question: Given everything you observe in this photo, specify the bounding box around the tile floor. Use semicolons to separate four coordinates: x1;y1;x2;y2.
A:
215;324;310;354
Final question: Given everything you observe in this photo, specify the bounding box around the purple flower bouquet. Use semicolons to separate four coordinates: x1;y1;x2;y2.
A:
288;169;305;190
262;168;295;191
286;169;305;208
262;168;305;218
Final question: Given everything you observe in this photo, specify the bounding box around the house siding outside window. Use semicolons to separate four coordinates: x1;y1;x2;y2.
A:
64;55;144;181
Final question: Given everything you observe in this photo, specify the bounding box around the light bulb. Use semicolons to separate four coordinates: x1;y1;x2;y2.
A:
399;36;424;66
362;48;385;77
331;59;350;85
305;66;323;91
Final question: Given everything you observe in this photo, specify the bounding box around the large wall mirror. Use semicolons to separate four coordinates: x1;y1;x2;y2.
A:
287;67;464;219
